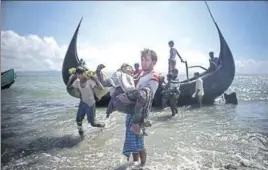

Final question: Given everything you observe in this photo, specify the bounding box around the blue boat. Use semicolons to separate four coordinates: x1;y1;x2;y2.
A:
1;69;16;90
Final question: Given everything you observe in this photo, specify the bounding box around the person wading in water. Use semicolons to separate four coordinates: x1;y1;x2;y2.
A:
162;68;180;116
96;49;159;168
67;67;105;135
192;72;204;107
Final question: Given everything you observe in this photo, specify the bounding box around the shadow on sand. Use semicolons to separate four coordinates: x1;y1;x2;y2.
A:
113;162;133;170
1;134;84;166
153;114;174;122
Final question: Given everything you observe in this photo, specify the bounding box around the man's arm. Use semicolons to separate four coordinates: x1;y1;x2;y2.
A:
147;73;160;97
148;80;159;97
96;65;112;87
67;74;78;88
175;49;185;63
90;77;104;90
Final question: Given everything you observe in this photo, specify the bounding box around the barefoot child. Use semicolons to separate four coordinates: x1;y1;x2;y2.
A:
67;67;105;135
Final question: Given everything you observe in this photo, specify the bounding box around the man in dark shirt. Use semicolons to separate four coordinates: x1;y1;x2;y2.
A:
208;51;220;71
153;75;166;109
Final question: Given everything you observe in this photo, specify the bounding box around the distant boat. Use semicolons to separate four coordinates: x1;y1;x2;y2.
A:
1;69;16;90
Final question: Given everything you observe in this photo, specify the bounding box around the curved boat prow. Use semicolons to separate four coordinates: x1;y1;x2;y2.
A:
205;1;235;94
62;5;236;106
206;2;234;68
62;17;83;85
62;17;83;98
178;3;236;105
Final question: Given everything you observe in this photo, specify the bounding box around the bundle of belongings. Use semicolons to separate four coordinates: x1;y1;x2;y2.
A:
68;66;109;100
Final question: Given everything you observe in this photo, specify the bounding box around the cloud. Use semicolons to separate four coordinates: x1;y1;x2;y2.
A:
234;58;268;75
1;30;268;75
1;30;67;71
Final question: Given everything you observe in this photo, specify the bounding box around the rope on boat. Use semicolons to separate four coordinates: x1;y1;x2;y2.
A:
188;65;208;71
204;1;217;25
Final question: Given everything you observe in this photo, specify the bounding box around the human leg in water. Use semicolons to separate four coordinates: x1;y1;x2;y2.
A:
175;106;178;114
139;149;147;167
86;104;105;128
170;102;177;116
161;97;168;109
106;99;114;118
197;93;203;108
174;91;180;113
171;108;176;116
76;101;87;136
161;89;170;109
132;153;139;162
131;153;140;166
106;87;125;118
169;94;176;116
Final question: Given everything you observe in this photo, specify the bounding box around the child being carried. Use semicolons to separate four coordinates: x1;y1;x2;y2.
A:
106;63;136;117
97;63;153;136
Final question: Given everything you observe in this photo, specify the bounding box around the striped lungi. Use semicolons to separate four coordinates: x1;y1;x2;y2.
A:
122;114;145;158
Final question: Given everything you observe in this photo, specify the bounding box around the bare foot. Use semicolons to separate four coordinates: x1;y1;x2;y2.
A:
100;122;105;128
93;122;105;128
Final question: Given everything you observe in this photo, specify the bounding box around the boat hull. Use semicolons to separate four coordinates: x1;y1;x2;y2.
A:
62;8;235;107
1;69;16;90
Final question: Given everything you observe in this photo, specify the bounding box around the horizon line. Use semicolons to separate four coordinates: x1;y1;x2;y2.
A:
12;70;268;76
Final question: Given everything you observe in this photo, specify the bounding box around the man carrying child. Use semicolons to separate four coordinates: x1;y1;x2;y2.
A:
96;48;159;168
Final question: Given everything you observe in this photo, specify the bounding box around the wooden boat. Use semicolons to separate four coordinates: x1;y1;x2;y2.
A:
62;3;235;107
1;69;16;90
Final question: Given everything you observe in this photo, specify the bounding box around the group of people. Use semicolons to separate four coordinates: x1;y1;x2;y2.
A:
159;40;205;115
66;40;220;168
68;48;159;167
